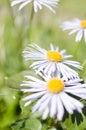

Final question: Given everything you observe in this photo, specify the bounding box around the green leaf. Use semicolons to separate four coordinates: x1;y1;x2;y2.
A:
6;70;40;89
41;124;48;130
11;118;28;130
31;111;42;118
64;114;86;130
77;114;86;130
48;128;57;130
25;118;42;130
64;115;77;130
6;71;28;89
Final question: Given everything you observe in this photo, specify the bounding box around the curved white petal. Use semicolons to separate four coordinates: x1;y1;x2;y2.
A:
32;93;49;112
84;29;86;42
50;95;57;118
42;107;49;120
75;30;83;42
56;95;64;121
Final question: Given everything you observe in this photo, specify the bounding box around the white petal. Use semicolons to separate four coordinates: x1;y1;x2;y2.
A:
24;100;33;107
63;60;82;70
42;107;49;120
56;95;64;121
69;28;79;35
21;87;46;92
75;30;83;42
84;29;86;42
38;94;51;111
50;44;55;50
11;0;23;6
25;75;46;85
59;92;74;114
60;92;83;113
50;95;57;118
19;0;32;10
32;93;49;112
34;1;42;12
22;91;46;101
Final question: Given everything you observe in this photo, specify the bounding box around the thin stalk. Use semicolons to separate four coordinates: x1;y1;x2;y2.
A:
6;0;24;72
28;5;34;42
73;41;83;57
7;0;15;26
80;59;86;77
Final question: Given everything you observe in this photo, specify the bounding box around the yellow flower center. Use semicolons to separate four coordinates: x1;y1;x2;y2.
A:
80;20;86;28
47;78;64;94
47;51;63;62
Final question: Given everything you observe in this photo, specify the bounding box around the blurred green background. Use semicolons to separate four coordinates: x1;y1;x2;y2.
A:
0;0;86;130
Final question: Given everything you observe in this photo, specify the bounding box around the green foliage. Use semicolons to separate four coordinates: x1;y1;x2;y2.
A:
11;118;27;130
64;115;86;130
48;128;57;130
11;117;42;130
25;118;42;130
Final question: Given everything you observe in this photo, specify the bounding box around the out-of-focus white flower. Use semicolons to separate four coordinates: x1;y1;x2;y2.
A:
11;0;59;13
23;43;82;80
21;73;86;121
61;18;86;42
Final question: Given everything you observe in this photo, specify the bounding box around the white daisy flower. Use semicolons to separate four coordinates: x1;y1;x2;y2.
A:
21;73;86;121
11;0;59;13
61;18;86;42
23;43;82;80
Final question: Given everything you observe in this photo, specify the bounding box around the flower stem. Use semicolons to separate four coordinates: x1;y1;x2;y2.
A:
28;5;34;42
7;0;15;26
73;41;83;57
80;59;86;77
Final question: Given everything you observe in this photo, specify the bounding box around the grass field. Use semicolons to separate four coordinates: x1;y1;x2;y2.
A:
0;0;86;130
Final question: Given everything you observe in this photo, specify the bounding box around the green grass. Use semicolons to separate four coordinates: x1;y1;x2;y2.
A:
0;0;86;129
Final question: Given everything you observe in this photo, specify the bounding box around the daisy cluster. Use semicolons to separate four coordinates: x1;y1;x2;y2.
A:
11;0;86;122
21;43;86;121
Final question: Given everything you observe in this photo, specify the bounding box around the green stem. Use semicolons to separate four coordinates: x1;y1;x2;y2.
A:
60;122;67;130
7;0;15;26
73;41;83;57
82;59;86;67
80;59;86;77
28;5;34;42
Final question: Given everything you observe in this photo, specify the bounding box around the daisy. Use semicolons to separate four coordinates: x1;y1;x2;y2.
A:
11;0;59;13
23;43;82;80
61;18;86;42
21;73;86;121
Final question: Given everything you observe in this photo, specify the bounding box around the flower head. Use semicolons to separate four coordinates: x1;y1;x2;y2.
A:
11;0;59;13
61;18;86;42
23;43;82;80
21;72;86;121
